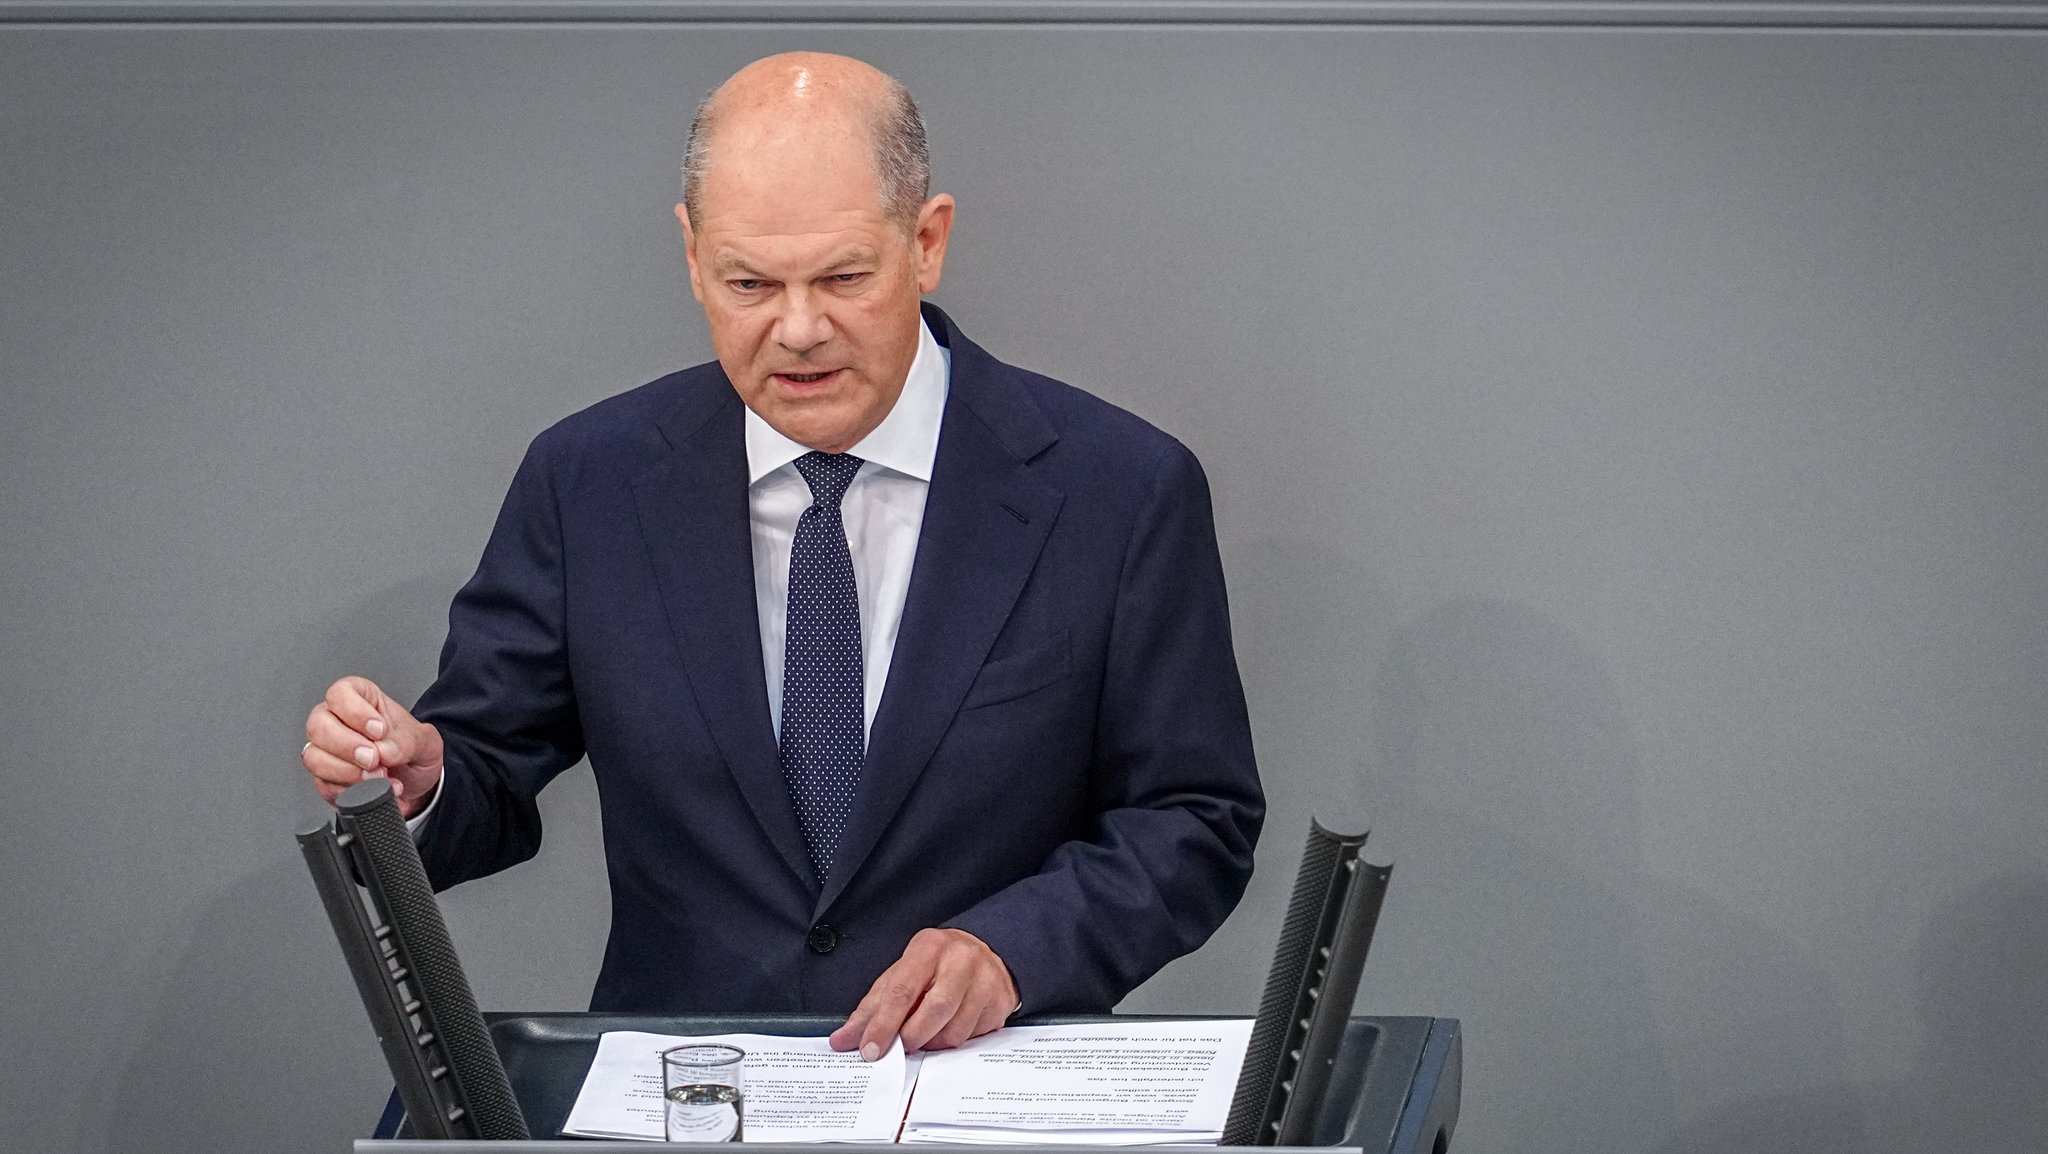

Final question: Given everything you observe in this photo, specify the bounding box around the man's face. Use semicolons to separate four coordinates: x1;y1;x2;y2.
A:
678;128;953;454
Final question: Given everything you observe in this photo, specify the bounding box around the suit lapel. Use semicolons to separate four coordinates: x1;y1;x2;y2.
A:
817;311;1065;913
631;388;816;892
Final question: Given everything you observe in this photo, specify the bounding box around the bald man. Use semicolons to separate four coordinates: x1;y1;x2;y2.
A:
302;53;1263;1058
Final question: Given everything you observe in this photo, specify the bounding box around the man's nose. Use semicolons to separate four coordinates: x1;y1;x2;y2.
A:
774;289;833;356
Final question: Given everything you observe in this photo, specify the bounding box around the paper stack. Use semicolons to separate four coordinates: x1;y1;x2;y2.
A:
560;1019;1254;1145
898;1022;1256;1145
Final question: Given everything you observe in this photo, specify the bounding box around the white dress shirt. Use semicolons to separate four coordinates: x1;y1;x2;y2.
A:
746;317;949;738
409;317;948;832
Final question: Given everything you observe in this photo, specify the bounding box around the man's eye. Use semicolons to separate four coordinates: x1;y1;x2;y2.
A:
730;279;763;292
832;273;866;285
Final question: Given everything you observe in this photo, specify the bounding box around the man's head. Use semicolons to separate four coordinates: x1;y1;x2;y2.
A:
677;53;954;454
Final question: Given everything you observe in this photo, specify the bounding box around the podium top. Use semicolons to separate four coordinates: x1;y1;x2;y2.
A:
360;1145;1364;1153
356;1012;1459;1154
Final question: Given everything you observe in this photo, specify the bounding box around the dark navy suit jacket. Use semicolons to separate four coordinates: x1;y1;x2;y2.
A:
412;304;1263;1015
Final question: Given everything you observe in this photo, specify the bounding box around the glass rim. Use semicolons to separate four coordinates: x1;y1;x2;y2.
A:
659;1042;746;1067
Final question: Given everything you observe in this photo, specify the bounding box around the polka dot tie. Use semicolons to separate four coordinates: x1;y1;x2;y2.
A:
780;451;866;884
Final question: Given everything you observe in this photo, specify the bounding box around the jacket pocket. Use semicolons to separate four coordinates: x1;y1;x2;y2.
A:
960;631;1071;710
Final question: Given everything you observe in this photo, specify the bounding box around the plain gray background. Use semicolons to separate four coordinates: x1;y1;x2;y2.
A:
3;4;2045;1152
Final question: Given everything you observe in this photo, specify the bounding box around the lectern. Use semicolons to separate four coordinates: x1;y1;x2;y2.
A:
304;782;1460;1152
357;1011;1460;1154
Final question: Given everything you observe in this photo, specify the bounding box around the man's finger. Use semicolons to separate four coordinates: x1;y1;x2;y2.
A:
837;930;1016;1059
828;1005;873;1053
963;958;1020;1044
909;941;1014;1052
323;677;386;738
303;711;377;784
969;993;1011;1043
855;959;939;1062
302;740;367;788
831;966;906;1057
857;974;930;1060
896;949;977;1053
307;707;380;768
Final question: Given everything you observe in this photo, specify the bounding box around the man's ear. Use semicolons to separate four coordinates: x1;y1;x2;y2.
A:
676;203;706;305
912;194;955;294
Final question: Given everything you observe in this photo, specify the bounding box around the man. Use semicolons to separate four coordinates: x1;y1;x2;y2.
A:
301;52;1262;1060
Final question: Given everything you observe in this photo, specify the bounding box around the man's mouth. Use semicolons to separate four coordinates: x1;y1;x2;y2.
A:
775;369;842;386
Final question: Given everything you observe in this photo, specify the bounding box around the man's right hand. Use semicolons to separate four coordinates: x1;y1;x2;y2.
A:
302;676;445;819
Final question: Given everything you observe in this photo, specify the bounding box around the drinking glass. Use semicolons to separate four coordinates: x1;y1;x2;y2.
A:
660;1043;746;1142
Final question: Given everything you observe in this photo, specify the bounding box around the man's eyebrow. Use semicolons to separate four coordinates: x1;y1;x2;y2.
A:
709;249;878;278
711;253;767;278
818;249;879;274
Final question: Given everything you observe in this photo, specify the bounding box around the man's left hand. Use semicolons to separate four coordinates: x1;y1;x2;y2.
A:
830;928;1019;1060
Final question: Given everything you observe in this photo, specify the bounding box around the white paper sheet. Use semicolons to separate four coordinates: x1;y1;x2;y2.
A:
561;1030;912;1142
898;1020;1254;1145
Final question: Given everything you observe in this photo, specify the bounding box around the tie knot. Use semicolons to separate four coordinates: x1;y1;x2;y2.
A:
794;451;864;508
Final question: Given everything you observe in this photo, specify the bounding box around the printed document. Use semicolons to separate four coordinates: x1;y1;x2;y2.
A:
899;1021;1256;1145
561;1019;1253;1145
561;1031;914;1142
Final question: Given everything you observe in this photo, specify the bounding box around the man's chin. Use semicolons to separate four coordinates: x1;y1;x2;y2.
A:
757;405;867;455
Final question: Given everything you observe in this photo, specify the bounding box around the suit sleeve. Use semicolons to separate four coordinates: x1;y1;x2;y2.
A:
947;439;1264;1012
409;437;587;891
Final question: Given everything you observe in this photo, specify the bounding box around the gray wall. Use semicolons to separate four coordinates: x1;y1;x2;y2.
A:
4;5;2045;1152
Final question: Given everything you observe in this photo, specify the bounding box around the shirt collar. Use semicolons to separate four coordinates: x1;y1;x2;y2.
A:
744;316;950;486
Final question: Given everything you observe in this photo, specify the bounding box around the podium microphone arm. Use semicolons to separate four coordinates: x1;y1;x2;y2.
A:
297;777;529;1140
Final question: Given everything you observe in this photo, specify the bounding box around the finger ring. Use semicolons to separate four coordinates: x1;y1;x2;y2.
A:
302;741;313;756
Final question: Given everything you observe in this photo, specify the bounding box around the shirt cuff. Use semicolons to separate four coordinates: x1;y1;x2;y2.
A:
403;776;443;838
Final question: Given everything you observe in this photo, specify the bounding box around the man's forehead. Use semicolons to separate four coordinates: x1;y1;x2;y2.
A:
709;236;882;276
695;105;892;218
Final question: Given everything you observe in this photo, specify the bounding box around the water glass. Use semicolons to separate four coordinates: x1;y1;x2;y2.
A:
660;1043;746;1142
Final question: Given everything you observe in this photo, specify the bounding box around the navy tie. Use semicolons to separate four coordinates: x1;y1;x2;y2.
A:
780;451;867;883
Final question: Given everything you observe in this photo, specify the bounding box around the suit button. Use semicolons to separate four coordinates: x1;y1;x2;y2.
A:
807;924;839;955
